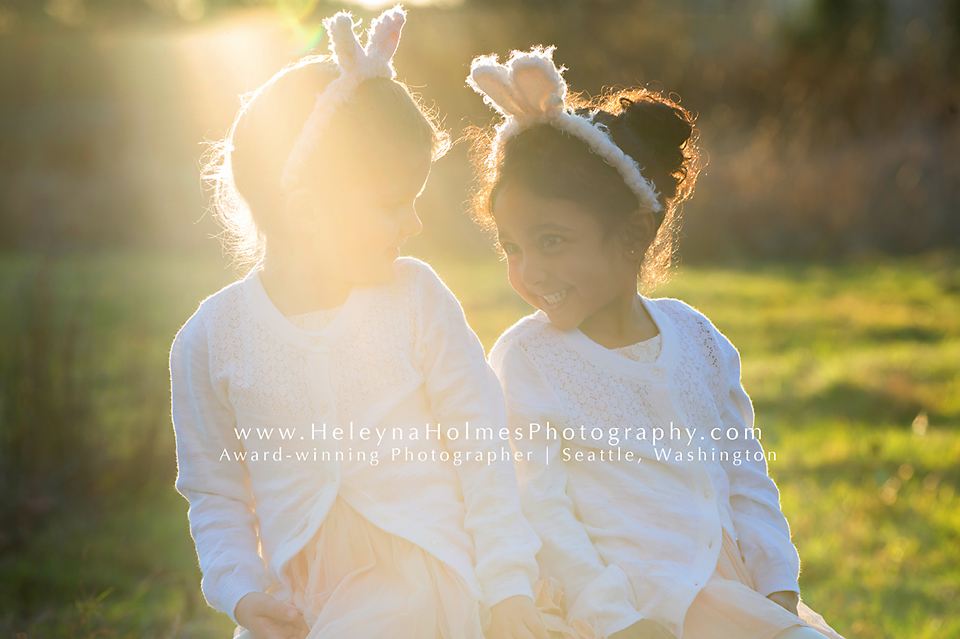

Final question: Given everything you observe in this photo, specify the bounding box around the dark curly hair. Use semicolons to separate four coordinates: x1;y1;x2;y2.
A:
467;86;701;292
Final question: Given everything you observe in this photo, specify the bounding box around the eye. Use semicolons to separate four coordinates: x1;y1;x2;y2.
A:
540;235;564;249
499;241;520;255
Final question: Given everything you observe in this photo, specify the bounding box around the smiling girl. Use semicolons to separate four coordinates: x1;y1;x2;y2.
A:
169;9;549;639
467;47;846;639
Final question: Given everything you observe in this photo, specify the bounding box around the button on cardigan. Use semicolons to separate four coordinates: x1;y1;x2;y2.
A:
488;295;801;639
170;257;541;624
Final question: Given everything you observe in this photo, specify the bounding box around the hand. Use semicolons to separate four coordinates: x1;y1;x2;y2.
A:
234;592;309;639
610;619;677;639
767;590;800;616
486;594;549;639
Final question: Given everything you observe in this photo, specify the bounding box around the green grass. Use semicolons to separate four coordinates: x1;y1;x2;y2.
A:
1;249;957;638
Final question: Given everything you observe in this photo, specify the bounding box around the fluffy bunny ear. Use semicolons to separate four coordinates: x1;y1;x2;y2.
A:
468;55;528;118
509;47;567;116
325;11;365;75
366;4;405;72
281;7;414;193
468;48;568;123
467;44;664;214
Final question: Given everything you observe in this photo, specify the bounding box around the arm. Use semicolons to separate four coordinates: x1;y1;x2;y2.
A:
489;340;645;637
170;313;275;624
416;267;541;609
712;328;801;598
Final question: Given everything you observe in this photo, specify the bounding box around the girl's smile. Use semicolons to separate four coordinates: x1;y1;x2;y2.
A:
540;287;572;307
493;184;659;347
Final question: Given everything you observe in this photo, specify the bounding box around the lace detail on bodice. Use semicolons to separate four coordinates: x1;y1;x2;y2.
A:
612;334;661;363
516;300;730;444
521;329;663;435
658;301;729;430
286;306;343;332
200;263;424;420
204;284;314;418
328;265;422;416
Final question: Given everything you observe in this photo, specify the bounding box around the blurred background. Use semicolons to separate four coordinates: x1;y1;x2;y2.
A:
0;0;957;637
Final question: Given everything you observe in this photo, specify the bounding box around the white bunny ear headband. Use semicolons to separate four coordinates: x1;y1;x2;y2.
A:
467;46;662;214
280;5;407;193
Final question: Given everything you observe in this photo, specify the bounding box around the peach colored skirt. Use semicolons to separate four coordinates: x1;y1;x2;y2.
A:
530;528;846;639
234;495;488;639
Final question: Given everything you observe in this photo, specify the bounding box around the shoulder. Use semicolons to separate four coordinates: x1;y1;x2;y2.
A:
384;256;454;305
394;255;437;278
648;295;742;371
393;256;443;289
488;312;552;372
198;276;248;319
171;277;247;354
648;295;711;326
650;296;732;344
390;256;463;314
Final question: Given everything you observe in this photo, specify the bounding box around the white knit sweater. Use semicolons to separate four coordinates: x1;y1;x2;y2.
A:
169;257;541;624
488;296;801;639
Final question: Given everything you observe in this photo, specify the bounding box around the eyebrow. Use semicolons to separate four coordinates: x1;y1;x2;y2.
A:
497;221;574;243
529;222;575;233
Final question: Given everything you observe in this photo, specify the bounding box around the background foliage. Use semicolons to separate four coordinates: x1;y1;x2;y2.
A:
0;0;958;259
1;0;958;637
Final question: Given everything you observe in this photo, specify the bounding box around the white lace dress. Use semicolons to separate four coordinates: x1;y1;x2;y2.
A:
275;307;485;639
489;300;846;639
170;257;541;639
613;335;839;639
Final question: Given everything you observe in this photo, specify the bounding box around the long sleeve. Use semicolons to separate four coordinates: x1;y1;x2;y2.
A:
416;267;542;609
489;340;645;637
170;313;275;624
713;327;801;597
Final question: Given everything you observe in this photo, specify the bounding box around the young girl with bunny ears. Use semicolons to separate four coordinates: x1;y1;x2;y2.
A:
170;7;553;639
467;47;848;639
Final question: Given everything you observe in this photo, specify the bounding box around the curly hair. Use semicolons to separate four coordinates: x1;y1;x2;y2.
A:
466;86;701;292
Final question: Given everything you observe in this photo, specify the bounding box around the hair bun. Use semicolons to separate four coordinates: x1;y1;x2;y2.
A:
619;96;693;156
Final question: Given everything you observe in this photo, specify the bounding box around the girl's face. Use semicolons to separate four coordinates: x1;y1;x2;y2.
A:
493;184;641;332
303;149;432;285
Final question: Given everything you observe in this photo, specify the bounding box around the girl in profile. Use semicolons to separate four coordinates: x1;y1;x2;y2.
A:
170;7;550;639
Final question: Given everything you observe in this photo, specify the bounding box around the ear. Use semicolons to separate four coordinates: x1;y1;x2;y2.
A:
621;208;656;259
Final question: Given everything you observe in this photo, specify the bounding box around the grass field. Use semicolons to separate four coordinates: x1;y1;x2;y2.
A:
1;249;957;638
